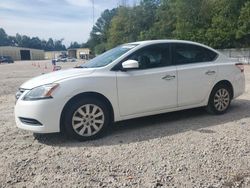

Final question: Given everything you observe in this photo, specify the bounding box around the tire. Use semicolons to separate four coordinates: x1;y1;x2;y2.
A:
206;84;232;115
63;97;111;141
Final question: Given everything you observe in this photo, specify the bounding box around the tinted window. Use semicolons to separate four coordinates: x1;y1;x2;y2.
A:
127;44;171;70
173;43;217;65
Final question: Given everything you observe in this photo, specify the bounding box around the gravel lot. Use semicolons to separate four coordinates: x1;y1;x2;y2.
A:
0;61;250;188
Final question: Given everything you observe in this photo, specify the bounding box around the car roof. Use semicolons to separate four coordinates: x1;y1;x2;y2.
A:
126;39;217;52
128;39;204;45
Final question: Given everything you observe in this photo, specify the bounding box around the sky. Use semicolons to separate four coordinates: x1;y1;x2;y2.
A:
0;0;138;46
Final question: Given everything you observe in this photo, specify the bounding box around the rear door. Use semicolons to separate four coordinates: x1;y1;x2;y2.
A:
172;43;218;106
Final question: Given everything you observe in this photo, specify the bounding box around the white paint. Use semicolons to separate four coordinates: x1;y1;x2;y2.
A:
15;40;245;134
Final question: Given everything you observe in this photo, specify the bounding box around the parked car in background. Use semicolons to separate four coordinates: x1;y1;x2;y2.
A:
0;56;14;64
55;58;67;62
15;40;245;141
67;57;77;62
55;57;77;62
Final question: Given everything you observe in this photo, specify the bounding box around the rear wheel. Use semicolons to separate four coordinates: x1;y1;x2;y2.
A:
63;97;111;141
206;85;232;114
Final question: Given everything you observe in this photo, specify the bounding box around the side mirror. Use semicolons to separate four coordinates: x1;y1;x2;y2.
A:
122;60;139;70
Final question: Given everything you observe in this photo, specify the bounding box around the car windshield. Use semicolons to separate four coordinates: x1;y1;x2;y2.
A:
78;44;137;68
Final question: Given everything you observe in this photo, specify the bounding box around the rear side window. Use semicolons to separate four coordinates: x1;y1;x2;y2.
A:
173;43;218;65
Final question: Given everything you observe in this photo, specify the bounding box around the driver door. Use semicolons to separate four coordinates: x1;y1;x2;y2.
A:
116;44;177;116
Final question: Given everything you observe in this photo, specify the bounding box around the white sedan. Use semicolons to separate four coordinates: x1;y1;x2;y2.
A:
15;40;245;141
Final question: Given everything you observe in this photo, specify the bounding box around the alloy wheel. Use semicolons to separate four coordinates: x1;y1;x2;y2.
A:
214;88;230;112
72;104;105;136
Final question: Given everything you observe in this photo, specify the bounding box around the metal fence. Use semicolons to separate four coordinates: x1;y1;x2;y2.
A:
217;48;250;64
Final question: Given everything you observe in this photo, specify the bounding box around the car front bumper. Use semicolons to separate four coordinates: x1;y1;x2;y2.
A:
15;93;65;133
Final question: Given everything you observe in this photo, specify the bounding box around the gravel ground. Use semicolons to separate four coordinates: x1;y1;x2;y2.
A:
0;61;250;188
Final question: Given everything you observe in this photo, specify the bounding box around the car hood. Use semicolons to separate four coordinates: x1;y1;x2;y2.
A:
21;68;95;89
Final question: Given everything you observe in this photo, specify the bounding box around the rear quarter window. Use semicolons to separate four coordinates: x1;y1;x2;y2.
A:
173;43;218;65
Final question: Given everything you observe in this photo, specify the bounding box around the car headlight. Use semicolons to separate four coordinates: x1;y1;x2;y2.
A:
22;83;59;101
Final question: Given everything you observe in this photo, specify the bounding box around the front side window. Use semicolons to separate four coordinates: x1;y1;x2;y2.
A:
79;44;137;68
173;43;218;65
126;44;171;70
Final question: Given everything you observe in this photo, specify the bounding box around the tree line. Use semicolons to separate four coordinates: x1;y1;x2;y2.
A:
1;0;249;53
0;28;69;51
0;27;88;51
0;28;67;51
87;0;250;54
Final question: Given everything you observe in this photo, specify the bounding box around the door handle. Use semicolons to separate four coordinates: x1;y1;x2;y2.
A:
205;70;216;75
162;75;176;80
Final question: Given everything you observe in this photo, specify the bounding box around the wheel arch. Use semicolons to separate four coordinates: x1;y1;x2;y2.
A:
210;80;234;100
60;92;114;132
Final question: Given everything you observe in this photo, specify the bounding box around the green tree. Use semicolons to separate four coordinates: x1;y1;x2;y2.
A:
45;38;55;51
108;0;160;48
146;0;176;39
173;0;214;44
135;0;160;40
20;35;32;48
88;8;117;53
237;1;250;47
107;7;133;48
54;39;66;51
69;41;81;49
8;36;17;46
206;0;248;48
0;28;10;46
94;43;107;54
29;37;42;49
0;28;66;50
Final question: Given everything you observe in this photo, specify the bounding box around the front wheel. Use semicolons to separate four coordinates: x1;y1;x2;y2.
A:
63;97;111;141
206;85;232;115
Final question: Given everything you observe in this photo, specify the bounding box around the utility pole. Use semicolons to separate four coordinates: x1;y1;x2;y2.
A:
92;0;95;26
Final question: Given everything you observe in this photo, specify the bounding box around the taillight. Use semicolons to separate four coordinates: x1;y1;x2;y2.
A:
235;63;244;73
